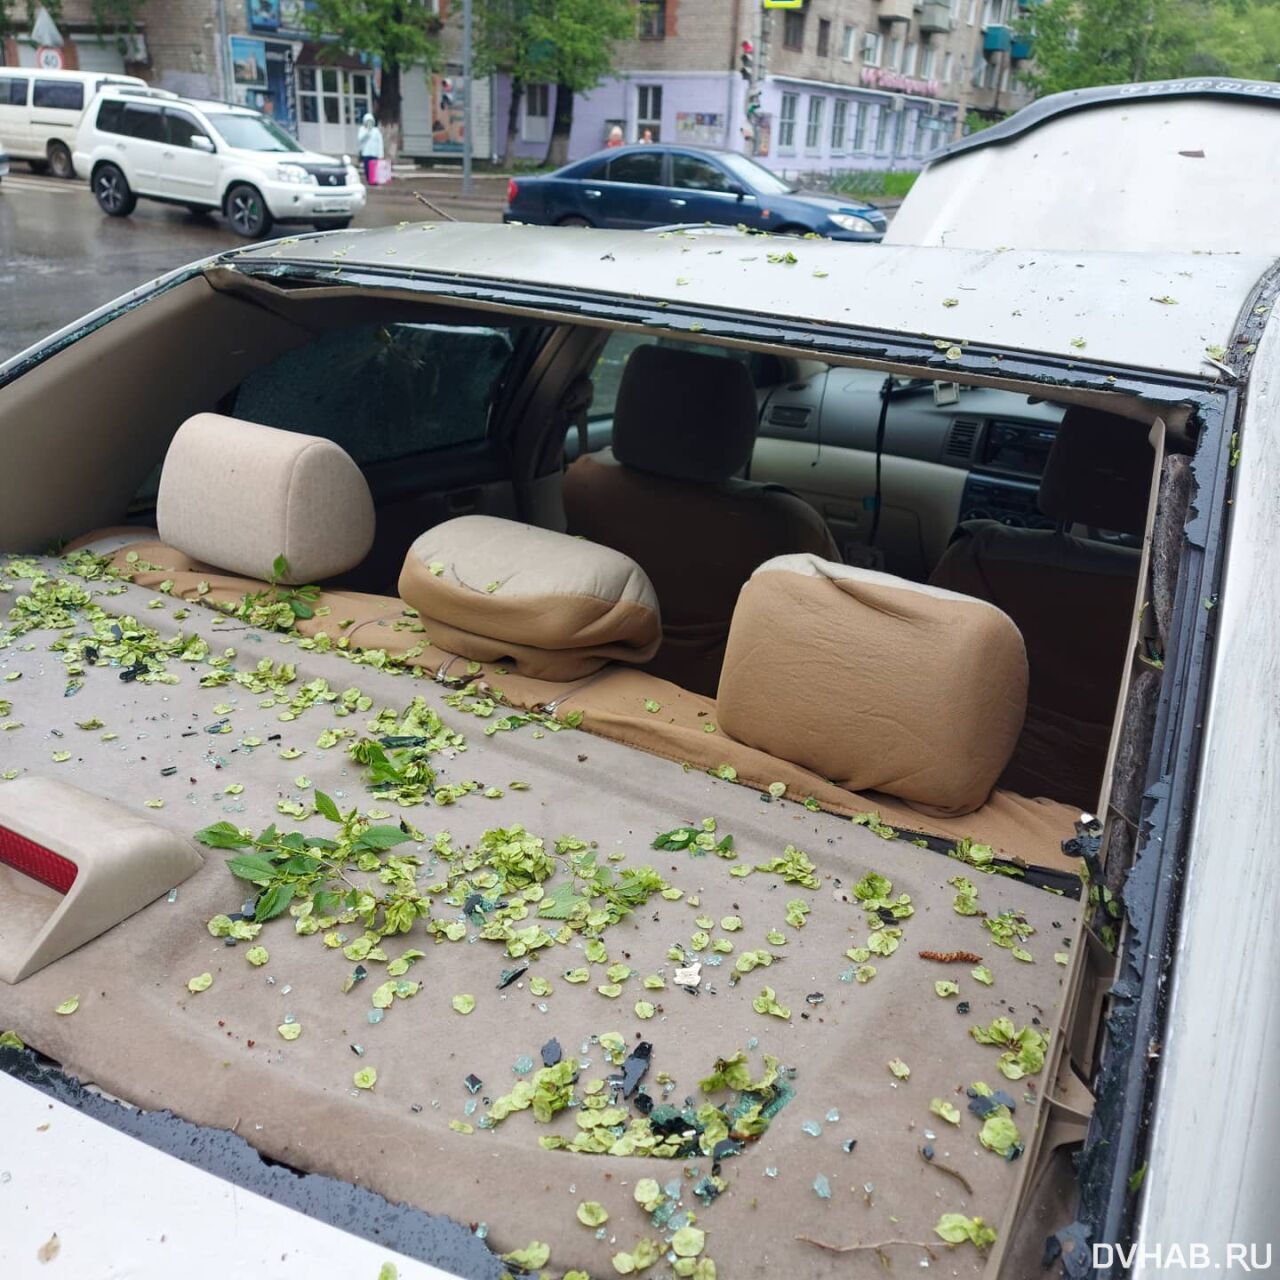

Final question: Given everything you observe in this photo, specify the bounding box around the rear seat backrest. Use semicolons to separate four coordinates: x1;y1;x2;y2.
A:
399;514;661;682
156;413;375;583
716;554;1028;818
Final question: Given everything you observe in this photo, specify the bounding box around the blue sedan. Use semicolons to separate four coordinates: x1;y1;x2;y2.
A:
504;144;887;241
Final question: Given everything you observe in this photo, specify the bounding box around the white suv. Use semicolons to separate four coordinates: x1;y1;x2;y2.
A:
73;88;366;237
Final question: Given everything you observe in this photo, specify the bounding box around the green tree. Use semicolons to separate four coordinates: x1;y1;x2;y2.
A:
1;0;142;46
301;0;441;155
477;0;634;166
1016;0;1280;95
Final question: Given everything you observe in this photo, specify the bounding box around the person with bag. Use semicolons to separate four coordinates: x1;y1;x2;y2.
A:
357;113;384;183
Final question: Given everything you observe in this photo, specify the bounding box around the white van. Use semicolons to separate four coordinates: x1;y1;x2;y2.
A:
0;67;145;178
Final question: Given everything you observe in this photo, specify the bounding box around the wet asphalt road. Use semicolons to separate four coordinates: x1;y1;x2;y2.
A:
0;168;505;362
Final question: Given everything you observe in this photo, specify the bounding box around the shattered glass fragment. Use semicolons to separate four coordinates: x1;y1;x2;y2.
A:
612;1041;652;1098
843;1138;857;1153
541;1038;563;1068
801;1120;823;1137
812;1174;832;1199
826;1108;840;1123
805;992;825;1006
498;964;529;989
513;1055;535;1075
367;1009;384;1024
464;1074;483;1094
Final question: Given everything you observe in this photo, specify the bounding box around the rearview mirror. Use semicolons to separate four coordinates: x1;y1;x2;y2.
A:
728;182;748;199
190;135;214;153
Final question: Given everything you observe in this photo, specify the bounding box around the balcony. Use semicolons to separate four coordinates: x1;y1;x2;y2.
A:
919;0;953;34
876;0;914;24
983;23;1013;53
1010;33;1034;60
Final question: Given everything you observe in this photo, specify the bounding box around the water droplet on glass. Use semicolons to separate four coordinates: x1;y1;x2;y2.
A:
812;1174;832;1200
801;1120;823;1137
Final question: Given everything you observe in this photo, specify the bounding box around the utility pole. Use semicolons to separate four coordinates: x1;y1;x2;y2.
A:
215;0;232;103
462;0;474;195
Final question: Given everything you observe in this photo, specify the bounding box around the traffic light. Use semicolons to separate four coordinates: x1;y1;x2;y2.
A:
739;40;754;81
746;92;762;118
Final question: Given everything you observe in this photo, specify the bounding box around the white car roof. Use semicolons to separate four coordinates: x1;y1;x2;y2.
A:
229;222;1276;379
888;78;1280;254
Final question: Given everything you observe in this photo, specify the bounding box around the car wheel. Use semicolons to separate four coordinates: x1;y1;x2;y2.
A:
226;183;273;238
556;215;593;228
93;163;137;217
47;141;74;180
312;218;352;231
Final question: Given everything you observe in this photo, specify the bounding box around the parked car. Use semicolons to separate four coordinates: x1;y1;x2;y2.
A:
1;79;1278;1280
504;142;887;240
73;87;366;236
0;67;146;178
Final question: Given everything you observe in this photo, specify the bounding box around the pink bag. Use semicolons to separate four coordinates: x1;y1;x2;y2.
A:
370;158;393;186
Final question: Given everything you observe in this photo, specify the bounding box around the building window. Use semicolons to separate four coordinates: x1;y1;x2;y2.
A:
782;9;805;51
920;46;936;78
817;18;831;56
950;0;962;16
903;42;916;74
840;23;857;60
830;98;848;152
862;31;882;66
852;101;869;150
874;105;892;152
522;82;551;143
943;51;954;82
637;0;666;40
887;35;901;70
984;0;1009;24
778;91;798;149
804;95;824;150
636;84;663;141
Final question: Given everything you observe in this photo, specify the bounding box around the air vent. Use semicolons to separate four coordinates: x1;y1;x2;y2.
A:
945;419;979;460
768;405;812;429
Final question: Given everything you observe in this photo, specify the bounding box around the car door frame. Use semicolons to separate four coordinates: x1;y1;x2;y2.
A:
114;100;167;193
590;148;672;230
665;150;760;229
159;105;221;207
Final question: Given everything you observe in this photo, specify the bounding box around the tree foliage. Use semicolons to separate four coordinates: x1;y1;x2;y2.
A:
1;0;143;42
1018;0;1280;95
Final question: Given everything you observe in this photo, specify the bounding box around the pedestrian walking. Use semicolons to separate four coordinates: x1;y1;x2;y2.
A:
358;113;384;183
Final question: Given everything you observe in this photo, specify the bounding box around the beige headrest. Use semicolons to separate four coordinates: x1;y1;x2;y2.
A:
399;515;661;681
717;555;1028;817
156;414;375;584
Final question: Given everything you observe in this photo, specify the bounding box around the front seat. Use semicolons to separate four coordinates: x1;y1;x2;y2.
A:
929;407;1154;810
563;344;839;695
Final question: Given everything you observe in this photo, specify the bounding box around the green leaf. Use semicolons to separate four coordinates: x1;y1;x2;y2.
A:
353;1066;377;1090
254;882;295;922
452;993;476;1015
194;821;251;850
501;1242;550;1270
245;946;270;967
979;1112;1022;1158
751;985;790;1019
54;996;80;1015
272;554;289;581
934;1213;997;1250
225;852;279;885
354;825;412;852
576;1201;609;1227
930;1098;962;1125
887;1057;910;1079
186;973;212;994
313;790;342;823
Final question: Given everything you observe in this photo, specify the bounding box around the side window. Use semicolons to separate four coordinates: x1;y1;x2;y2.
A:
95;99;125;135
0;77;29;106
231;322;521;466
590;334;757;424
32;79;83;111
672;154;732;192
121;103;165;142
165;109;210;148
606;152;662;185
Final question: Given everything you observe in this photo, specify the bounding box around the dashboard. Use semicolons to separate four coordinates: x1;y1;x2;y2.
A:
755;367;1066;533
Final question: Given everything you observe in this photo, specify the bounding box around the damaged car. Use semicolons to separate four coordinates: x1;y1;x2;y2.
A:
1;78;1277;1280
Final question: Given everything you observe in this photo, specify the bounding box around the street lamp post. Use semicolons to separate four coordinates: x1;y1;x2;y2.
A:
462;0;473;195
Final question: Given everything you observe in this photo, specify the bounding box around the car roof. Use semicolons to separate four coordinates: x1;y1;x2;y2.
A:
227;222;1273;379
95;87;255;115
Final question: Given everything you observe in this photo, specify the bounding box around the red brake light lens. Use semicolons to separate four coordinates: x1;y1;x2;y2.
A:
507;178;519;205
0;825;78;894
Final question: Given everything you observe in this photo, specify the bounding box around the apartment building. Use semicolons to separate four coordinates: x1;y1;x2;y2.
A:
499;0;1035;173
0;0;489;159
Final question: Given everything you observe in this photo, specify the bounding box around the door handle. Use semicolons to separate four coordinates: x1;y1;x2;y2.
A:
163;150;174;158
669;198;687;206
584;189;602;198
